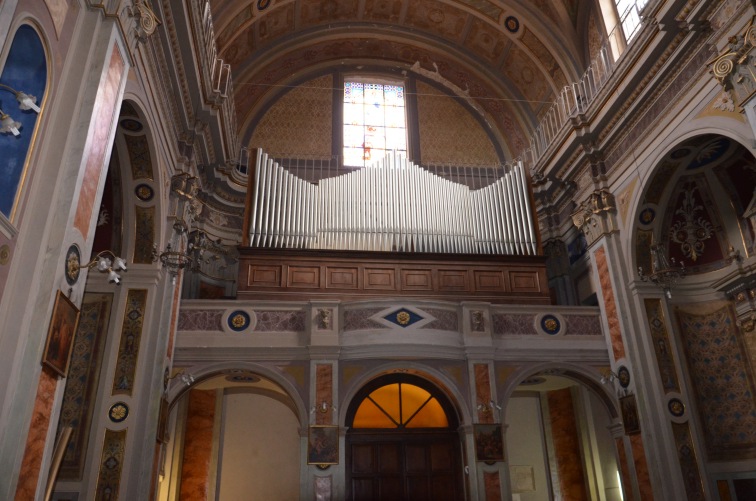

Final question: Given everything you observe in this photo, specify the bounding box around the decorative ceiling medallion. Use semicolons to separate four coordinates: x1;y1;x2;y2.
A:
668;398;685;417
686;137;730;170
108;402;129;423
638;207;656;226
225;373;261;383
0;244;10;265
257;0;270;10
539;314;561;335
134;183;154;202
520;376;546;386
617;366;631;388
504;16;519;33
384;308;423;328
119;118;143;132
670;148;691;159
228;310;251;331
64;244;81;285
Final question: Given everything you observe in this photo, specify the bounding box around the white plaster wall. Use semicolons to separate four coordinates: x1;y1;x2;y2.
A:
217;392;300;501
506;395;550;501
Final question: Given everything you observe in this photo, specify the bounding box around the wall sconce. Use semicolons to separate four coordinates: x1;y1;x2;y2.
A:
600;368;631;397
67;249;127;285
0;83;40;136
166;369;195;388
310;401;335;414
152;243;192;283
638;243;686;298
476;400;502;414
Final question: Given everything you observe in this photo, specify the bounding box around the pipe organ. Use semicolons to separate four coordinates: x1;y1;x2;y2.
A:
246;149;538;255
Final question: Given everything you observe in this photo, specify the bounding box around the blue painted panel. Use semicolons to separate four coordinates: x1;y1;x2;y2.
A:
0;25;47;217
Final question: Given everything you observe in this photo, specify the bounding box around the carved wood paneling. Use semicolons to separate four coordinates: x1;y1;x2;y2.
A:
238;248;551;304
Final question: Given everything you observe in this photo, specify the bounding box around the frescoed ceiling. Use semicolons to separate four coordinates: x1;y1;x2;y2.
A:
208;0;590;156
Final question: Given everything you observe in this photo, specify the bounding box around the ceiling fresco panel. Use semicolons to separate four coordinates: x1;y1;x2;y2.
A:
454;0;501;21
521;28;567;90
216;5;254;48
363;0;404;23
501;46;550;112
465;17;508;63
256;2;295;47
405;0;468;41
300;0;359;27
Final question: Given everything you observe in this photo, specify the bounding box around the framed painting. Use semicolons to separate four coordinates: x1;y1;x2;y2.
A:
307;425;339;465
42;290;80;377
474;423;504;462
620;394;641;435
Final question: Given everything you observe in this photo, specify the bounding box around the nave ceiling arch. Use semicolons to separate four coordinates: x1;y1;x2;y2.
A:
208;0;593;156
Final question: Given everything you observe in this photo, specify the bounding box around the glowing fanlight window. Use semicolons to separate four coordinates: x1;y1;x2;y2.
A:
343;81;407;167
352;382;449;429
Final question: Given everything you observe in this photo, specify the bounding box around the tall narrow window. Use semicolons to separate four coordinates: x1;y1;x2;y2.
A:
615;0;647;41
343;80;407;168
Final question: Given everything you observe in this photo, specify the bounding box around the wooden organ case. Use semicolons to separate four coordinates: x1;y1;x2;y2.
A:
239;149;551;304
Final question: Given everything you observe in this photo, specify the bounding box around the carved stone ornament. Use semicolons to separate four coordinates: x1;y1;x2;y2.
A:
471;310;485;332
130;0;161;43
708;17;756;109
571;190;617;246
316;308;332;330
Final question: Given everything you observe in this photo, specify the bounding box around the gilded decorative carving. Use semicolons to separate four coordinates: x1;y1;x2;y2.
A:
709;17;756;109
571;190;617;245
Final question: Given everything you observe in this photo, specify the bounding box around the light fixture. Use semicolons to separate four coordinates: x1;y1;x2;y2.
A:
600;368;631;397
638;243;686;298
476;400;502;414
0;83;40;136
166;369;195;388
152;243;193;283
67;249;127;285
310;401;335;414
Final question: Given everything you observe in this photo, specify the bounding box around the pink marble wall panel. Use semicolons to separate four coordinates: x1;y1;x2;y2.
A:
483;470;501;501
177;310;224;331
421;308;458;331
15;370;57;499
315;475;332;500
547;388;588;501
254;310;306;332
492;314;537;335
564;314;603;336
474;364;493;424
616;437;634;501
180;390;217;501
315;364;333;425
73;47;125;239
343;308;388;331
630;434;654;501
595;246;626;361
166;280;181;358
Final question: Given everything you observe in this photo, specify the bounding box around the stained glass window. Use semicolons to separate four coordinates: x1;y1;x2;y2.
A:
343;81;407;167
352;382;449;429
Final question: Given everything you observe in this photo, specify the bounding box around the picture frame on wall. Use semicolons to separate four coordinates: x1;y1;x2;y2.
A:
42;290;80;378
474;423;505;462
620;394;641;435
307;425;339;465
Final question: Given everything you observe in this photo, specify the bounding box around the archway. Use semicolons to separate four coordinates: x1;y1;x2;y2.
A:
344;373;464;501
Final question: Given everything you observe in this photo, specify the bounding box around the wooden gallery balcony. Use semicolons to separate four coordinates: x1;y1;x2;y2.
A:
238;150;552;305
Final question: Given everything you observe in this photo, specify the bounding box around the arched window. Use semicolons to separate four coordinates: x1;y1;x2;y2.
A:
343;79;407;168
347;374;457;429
0;24;47;220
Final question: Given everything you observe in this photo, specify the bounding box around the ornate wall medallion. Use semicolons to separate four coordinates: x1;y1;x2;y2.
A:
108;402;129;423
539;314;561;335
0;244;10;265
617;366;631;388
228;310;251;331
134;183;154;202
668;398;685;418
65;244;82;285
505;16;519;33
384;308;423;328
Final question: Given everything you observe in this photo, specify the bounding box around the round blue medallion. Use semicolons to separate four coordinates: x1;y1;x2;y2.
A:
540;314;561;335
109;402;129;423
135;183;154;202
668;398;685;417
64;244;82;285
638;207;656;226
504;16;519;33
228;310;251;331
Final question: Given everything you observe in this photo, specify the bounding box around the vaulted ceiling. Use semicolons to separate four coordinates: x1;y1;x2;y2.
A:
209;0;594;157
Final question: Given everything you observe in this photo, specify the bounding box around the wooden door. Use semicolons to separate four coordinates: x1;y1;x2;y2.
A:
347;431;463;501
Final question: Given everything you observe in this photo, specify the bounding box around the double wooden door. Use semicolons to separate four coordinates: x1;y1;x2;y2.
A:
347;431;464;501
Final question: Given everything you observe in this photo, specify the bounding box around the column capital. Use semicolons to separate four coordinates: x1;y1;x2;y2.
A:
571;189;618;246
